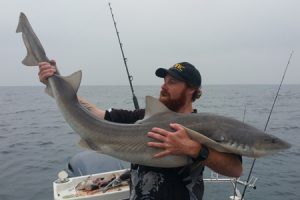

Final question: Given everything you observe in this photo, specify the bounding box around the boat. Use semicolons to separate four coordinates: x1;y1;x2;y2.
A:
53;169;130;200
53;151;130;200
53;151;257;200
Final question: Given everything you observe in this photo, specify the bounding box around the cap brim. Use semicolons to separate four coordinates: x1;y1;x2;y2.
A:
155;68;168;78
155;68;185;82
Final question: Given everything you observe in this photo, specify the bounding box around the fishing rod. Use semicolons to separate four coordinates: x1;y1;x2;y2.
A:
108;2;140;110
241;50;294;199
232;104;248;200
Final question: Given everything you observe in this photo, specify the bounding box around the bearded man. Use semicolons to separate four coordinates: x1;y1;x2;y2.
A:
38;61;242;200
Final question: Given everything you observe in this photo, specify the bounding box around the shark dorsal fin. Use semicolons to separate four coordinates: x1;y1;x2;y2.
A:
144;96;173;119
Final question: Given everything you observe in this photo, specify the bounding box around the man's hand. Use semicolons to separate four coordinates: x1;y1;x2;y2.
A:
147;123;243;177
147;123;201;158
38;60;57;84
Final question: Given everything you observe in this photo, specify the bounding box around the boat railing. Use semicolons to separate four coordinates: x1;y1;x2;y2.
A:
203;171;258;200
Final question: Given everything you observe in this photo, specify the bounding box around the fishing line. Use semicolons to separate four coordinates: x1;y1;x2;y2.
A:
241;50;294;199
108;3;140;109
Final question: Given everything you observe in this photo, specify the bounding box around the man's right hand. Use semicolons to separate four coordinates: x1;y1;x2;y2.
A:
38;60;57;85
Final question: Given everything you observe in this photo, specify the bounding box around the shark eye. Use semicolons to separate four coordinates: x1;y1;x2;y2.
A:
271;138;278;144
264;138;277;144
215;136;225;143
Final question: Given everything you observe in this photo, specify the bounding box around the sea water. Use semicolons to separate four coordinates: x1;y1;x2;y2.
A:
0;85;299;200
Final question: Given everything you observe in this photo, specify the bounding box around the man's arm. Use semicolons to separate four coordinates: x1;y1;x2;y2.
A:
201;148;242;178
78;97;105;119
147;123;243;178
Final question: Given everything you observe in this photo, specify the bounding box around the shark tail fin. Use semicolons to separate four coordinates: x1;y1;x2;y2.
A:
17;12;49;66
17;12;38;66
22;53;38;66
16;12;26;33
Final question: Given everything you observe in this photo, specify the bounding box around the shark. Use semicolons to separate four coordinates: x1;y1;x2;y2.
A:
16;12;291;168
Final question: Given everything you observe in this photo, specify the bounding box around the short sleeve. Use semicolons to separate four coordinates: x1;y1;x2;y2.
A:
104;109;145;124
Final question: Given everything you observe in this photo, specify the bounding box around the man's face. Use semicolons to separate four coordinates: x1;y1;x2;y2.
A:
159;75;191;112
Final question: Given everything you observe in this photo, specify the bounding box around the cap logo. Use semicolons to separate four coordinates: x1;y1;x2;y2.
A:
174;63;185;72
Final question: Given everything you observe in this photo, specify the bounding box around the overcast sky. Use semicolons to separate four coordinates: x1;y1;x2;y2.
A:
1;0;299;86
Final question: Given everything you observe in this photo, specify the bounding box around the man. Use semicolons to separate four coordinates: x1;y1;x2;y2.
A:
38;61;242;200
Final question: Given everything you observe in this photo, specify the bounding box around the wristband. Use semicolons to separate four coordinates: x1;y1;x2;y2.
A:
192;145;209;162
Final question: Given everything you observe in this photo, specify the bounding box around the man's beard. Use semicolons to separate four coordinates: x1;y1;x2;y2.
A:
159;89;187;112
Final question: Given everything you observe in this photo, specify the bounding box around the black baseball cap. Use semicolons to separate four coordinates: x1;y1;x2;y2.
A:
155;62;201;87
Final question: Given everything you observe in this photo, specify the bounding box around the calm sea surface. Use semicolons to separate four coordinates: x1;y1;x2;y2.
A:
0;85;299;200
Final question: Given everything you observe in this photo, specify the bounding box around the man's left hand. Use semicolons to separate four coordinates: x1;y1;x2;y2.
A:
147;123;201;158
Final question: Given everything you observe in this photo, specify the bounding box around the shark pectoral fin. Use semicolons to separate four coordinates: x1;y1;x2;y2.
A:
78;139;92;150
182;126;231;153
63;70;82;94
